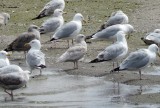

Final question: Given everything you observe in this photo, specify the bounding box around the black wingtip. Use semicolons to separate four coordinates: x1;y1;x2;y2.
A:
89;58;103;63
38;64;47;69
4;48;11;52
110;67;120;73
50;38;56;41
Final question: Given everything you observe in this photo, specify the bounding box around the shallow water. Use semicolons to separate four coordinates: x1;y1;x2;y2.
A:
0;69;160;108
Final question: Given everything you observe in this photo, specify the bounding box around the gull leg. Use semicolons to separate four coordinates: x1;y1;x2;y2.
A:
72;39;74;45
40;69;42;76
73;62;76;69
67;40;70;48
139;70;142;80
4;89;14;101
76;61;78;69
116;62;119;72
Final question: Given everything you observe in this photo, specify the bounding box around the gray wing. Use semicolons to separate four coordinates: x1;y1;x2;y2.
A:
106;15;126;27
120;50;149;70
54;22;78;39
40;18;61;33
97;43;125;61
93;25;120;39
27;50;45;67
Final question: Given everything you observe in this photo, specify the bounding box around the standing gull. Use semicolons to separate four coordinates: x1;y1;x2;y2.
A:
4;25;40;56
110;44;160;80
50;13;85;47
0;12;10;27
0;65;30;101
89;24;135;41
32;0;65;20
0;51;10;68
57;34;87;69
26;39;46;75
39;9;64;38
90;31;128;69
141;29;160;45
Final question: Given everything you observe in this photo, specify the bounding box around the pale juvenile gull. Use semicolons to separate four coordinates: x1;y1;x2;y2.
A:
39;9;64;38
90;31;128;69
0;65;30;101
0;51;10;68
100;10;128;30
50;13;85;47
26;39;46;75
89;24;134;41
141;29;160;45
0;12;10;27
110;44;160;80
32;0;65;20
57;34;87;69
4;25;40;55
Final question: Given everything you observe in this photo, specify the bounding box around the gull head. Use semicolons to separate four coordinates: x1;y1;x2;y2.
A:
29;39;41;50
53;9;64;17
153;29;160;33
28;25;40;32
1;12;10;24
148;44;160;57
73;13;86;22
76;34;86;43
0;50;9;59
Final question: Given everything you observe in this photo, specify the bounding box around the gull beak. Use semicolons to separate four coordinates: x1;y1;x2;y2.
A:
24;43;30;47
63;11;67;14
6;53;11;56
157;52;160;57
83;19;87;23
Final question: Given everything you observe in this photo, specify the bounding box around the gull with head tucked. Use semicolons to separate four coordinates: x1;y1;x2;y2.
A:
100;10;129;30
111;44;160;80
26;39;46;75
57;34;87;69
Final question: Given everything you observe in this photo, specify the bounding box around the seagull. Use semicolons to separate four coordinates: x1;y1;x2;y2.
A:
0;12;10;27
0;50;10;68
100;10;129;30
141;29;160;45
39;9;64;38
50;13;85;47
90;31;128;69
110;44;160;80
0;65;30;101
26;39;46;75
4;25;40;57
88;24;135;41
32;0;65;20
57;34;87;69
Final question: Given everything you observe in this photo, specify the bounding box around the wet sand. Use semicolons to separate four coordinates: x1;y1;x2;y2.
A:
1;0;160;107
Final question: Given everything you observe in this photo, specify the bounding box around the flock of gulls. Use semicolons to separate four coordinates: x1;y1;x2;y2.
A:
0;0;160;101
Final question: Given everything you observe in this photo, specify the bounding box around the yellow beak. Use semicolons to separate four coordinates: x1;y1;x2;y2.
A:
24;43;30;47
